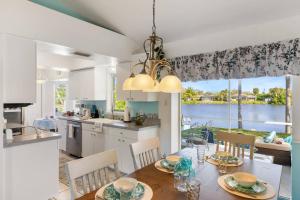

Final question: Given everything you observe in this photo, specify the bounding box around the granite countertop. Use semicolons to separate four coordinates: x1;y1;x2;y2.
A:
58;116;160;131
3;132;61;148
104;119;161;131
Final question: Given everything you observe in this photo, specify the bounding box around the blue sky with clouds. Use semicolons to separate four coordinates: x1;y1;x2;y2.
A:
183;76;286;93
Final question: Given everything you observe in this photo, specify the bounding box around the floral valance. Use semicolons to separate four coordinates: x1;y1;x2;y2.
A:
169;38;300;82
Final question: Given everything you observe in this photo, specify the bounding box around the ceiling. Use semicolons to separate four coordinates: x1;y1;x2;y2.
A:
31;0;300;45
37;42;117;71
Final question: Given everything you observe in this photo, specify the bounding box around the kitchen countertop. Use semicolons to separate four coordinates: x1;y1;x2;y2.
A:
57;116;160;131
3;132;61;148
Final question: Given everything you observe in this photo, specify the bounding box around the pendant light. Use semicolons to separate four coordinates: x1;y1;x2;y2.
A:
122;0;182;93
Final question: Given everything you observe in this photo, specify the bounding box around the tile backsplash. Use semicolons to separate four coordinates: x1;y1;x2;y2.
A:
127;101;159;117
80;100;106;114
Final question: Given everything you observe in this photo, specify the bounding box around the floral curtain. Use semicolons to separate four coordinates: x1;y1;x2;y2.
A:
169;38;300;82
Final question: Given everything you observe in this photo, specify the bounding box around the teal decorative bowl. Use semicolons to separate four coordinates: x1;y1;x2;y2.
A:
102;183;145;200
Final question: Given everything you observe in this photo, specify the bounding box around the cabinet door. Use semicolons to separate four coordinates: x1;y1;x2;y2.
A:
68;71;81;100
82;130;94;157
93;132;105;154
3;34;36;103
79;68;94;100
56;120;67;151
94;67;107;100
116;63;131;101
120;137;136;174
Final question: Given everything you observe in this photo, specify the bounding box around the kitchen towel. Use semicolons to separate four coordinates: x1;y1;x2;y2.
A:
68;124;74;138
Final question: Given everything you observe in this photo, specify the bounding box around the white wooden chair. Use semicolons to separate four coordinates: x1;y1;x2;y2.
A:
65;149;121;200
216;131;256;160
130;137;161;170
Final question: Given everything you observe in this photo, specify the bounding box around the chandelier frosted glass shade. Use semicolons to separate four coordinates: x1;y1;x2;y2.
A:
131;73;155;90
159;75;182;93
122;76;137;91
143;80;160;92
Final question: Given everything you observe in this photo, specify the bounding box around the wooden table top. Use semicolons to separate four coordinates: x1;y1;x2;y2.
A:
77;148;282;200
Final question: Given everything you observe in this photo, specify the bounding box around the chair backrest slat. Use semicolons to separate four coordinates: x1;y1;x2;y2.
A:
66;149;120;200
216;131;255;159
130;137;161;170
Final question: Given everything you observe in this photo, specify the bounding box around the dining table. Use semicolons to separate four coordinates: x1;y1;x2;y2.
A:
77;147;282;200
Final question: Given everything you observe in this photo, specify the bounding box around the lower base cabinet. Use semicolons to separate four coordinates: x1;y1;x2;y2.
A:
82;123;106;157
105;127;158;174
57;119;67;151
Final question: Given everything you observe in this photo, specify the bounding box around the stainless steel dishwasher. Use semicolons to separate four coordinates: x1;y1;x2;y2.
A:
66;120;82;157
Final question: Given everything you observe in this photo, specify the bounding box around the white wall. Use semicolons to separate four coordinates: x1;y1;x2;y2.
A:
160;15;300;58
158;93;180;154
292;76;300;141
0;0;138;61
0;33;5;200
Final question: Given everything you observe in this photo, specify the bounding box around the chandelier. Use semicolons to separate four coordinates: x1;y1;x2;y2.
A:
122;0;182;93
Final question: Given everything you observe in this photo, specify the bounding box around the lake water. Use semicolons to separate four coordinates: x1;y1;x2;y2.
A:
182;104;288;133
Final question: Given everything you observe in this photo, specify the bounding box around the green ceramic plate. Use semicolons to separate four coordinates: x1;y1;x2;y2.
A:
160;159;175;171
102;183;145;200
224;176;267;194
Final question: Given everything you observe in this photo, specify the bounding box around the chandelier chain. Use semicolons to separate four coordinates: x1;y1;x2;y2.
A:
152;0;156;35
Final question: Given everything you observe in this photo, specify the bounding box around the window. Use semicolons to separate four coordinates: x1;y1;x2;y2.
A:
55;82;67;115
181;76;292;143
113;76;126;111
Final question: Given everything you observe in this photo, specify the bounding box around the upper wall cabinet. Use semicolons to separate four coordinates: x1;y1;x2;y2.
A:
116;63;158;101
2;34;37;103
69;67;107;100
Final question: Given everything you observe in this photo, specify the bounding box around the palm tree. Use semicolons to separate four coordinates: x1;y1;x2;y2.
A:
285;76;292;134
238;79;243;129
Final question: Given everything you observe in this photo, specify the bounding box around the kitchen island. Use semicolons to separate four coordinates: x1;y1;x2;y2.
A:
3;131;61;200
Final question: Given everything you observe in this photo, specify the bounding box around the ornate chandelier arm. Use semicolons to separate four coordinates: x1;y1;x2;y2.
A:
149;60;173;79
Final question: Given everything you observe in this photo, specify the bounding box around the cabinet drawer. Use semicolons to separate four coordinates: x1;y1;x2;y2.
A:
108;127;138;140
82;123;104;132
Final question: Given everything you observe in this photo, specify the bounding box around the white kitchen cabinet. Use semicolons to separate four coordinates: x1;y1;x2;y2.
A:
116;63;158;101
2;34;36;103
82;123;106;157
56;119;67;151
69;67;107;100
106;127;158;174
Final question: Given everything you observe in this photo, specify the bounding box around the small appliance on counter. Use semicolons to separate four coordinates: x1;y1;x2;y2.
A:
123;107;131;122
91;105;99;118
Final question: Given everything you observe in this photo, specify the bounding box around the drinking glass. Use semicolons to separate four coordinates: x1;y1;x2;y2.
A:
218;156;228;174
196;145;206;164
186;179;201;200
174;173;189;192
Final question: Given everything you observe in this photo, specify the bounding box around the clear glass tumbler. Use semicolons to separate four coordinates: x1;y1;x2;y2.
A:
174;173;189;192
196;145;206;164
218;156;228;174
186;179;201;200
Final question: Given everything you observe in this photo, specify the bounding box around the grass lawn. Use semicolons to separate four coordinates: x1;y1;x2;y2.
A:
181;127;290;140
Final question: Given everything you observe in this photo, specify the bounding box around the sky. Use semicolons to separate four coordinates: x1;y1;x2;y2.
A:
183;76;286;93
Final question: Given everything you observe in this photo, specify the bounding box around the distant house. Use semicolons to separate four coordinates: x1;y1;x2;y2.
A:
231;94;256;101
199;95;217;101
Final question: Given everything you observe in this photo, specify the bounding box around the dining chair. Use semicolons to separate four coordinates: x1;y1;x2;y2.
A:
65;149;121;200
216;131;256;159
130;137;161;170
